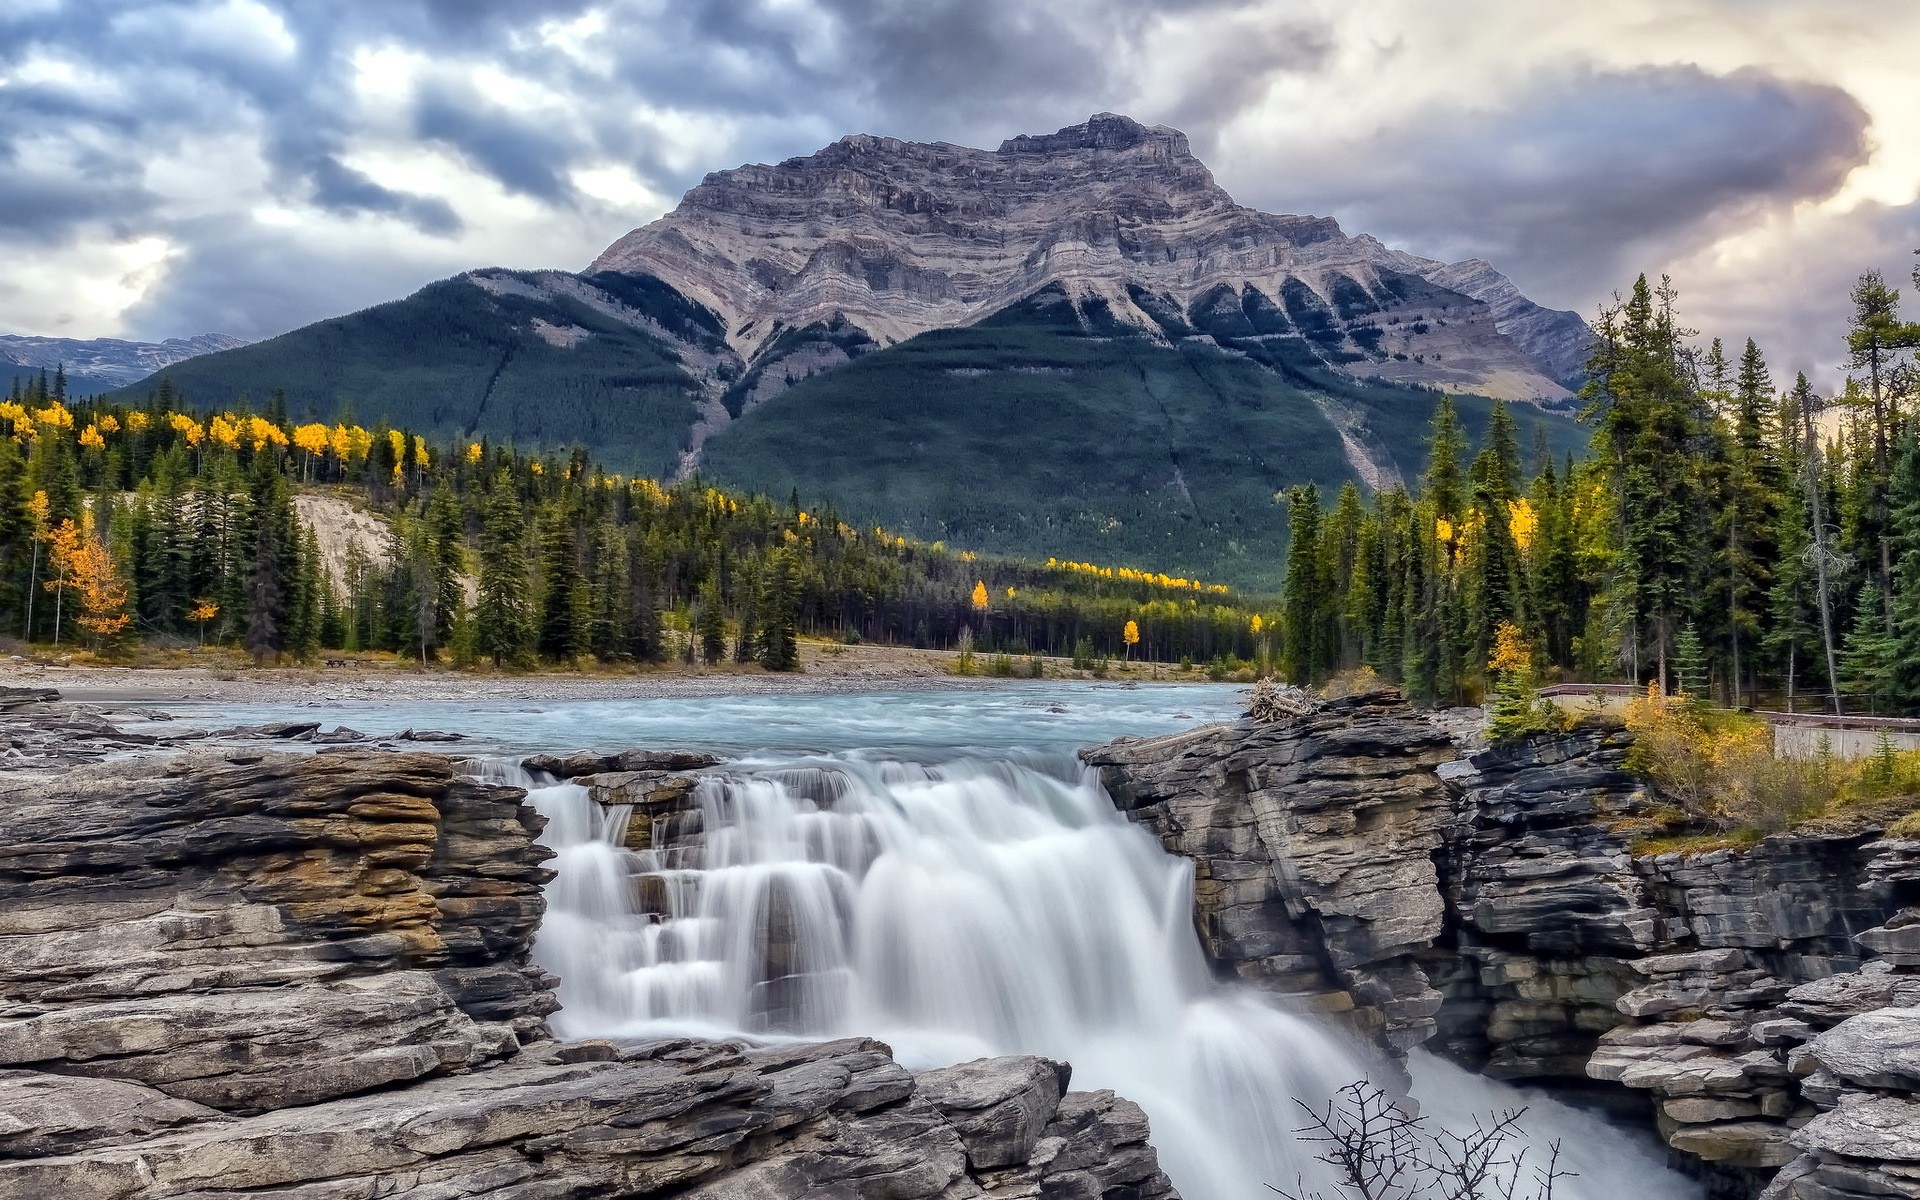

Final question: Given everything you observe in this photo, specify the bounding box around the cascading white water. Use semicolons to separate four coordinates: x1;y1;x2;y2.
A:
520;749;1695;1200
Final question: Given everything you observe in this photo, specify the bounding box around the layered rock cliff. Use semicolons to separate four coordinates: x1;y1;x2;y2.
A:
592;113;1584;404
0;711;1178;1199
1083;691;1458;1051
1086;694;1920;1200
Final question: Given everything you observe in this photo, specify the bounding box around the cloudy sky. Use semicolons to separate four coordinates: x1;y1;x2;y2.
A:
3;0;1917;383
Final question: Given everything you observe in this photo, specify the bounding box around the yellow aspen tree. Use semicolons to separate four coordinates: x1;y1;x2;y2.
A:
71;523;130;647
43;519;82;646
971;580;989;611
24;491;49;640
1123;619;1140;659
293;423;330;480
188;599;220;646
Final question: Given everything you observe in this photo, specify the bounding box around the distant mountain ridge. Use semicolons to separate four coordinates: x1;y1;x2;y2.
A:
593;113;1590;406
3;333;248;389
116;113;1596;587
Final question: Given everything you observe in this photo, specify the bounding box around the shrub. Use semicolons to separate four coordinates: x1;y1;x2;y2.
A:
1071;637;1096;671
987;653;1016;677
1623;685;1823;832
1323;665;1386;699
952;626;977;676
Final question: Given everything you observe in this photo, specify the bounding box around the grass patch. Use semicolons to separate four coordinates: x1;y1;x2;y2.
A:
1631;829;1765;857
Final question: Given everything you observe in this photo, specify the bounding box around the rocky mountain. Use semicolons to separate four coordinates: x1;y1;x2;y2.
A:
119;114;1594;587
594;113;1589;404
2;332;247;390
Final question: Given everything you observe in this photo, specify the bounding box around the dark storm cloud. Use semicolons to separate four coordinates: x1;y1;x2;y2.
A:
412;88;582;203
1240;64;1872;309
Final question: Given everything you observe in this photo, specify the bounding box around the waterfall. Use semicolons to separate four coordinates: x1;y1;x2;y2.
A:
518;750;1694;1200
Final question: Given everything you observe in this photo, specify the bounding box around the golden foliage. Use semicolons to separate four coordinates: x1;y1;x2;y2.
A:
1507;497;1538;552
971;580;989;611
70;528;130;641
1488;620;1531;674
293;423;331;455
244;415;287;450
1624;686;1817;832
466;441;484;464
77;424;105;451
1122;619;1140;646
1042;557;1230;594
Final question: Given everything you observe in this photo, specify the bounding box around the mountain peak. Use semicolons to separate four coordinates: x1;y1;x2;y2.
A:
589;114;1584;403
997;112;1190;159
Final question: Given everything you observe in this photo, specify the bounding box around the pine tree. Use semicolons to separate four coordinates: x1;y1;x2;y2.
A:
758;550;801;671
1843;583;1896;712
1424;398;1467;519
427;486;465;649
733;559;761;663
0;438;30;634
536;507;585;662
587;521;630;662
697;578;727;665
475;474;530;667
1585;275;1707;690
1882;433;1920;713
1673;624;1709;700
1281;484;1323;683
241;449;297;664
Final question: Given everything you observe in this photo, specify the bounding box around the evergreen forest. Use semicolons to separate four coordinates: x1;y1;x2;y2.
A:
5;264;1920;718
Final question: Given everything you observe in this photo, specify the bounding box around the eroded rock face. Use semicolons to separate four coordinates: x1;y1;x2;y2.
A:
592;113;1580;403
1086;695;1920;1199
0;724;1181;1198
1432;727;1666;1079
0;750;558;1118
1083;688;1457;1049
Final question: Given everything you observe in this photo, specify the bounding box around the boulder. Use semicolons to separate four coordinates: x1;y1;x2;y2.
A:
915;1055;1068;1170
1807;1008;1920;1091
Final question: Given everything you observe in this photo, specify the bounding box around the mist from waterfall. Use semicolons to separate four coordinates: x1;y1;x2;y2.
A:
519;747;1697;1200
